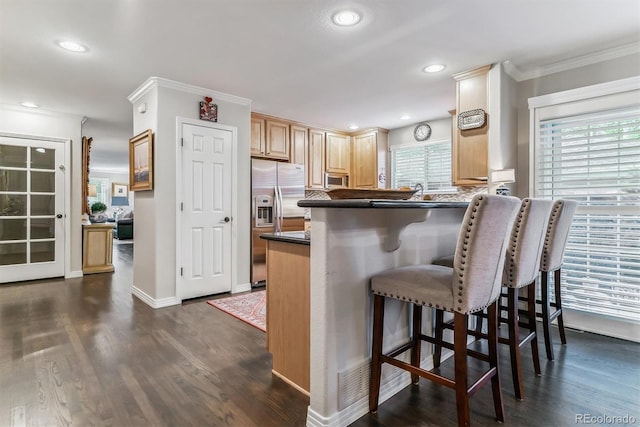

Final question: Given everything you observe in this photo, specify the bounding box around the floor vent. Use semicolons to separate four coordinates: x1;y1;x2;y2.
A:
337;361;370;411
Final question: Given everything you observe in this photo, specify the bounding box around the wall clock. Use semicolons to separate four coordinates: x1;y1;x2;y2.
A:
413;122;432;141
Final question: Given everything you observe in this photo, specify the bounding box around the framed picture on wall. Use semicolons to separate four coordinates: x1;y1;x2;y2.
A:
112;182;128;197
129;129;154;191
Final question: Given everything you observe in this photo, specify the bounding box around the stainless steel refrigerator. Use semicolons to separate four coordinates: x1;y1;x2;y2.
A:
251;159;306;285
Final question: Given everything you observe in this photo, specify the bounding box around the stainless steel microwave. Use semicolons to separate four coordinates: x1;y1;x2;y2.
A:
324;172;349;189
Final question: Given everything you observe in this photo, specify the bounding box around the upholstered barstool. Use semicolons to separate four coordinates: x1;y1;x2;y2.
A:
369;195;520;427
537;199;578;360
434;198;553;400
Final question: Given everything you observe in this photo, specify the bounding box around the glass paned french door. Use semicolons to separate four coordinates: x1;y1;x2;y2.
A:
0;137;65;283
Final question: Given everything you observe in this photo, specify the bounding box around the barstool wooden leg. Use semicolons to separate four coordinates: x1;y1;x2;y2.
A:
433;310;444;368
528;284;541;376
453;312;470;427
411;304;422;384
507;288;525;400
369;294;385;413
541;271;555;360
487;302;505;422
555;268;567;345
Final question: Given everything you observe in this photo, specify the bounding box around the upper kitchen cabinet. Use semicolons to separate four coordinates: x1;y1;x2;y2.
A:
325;132;350;174
351;129;388;189
251;114;290;160
307;129;325;189
251;116;266;157
290;125;308;165
452;64;491;186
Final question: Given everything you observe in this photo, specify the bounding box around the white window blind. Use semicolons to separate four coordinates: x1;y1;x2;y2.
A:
536;105;640;322
88;178;109;205
391;140;453;191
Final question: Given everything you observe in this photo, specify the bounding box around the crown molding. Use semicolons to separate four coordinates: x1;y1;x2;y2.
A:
504;41;640;82
128;77;252;106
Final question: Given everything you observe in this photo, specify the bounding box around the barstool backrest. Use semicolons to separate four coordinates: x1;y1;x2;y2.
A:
540;199;578;273
452;194;520;314
503;198;553;289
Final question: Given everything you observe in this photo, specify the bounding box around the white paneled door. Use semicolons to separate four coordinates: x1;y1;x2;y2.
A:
180;123;233;299
0;137;65;283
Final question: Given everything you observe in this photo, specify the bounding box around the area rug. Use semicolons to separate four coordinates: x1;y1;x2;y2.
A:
207;290;266;332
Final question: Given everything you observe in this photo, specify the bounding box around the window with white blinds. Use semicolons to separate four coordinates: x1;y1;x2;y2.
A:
88;178;109;205
391;140;453;191
536;105;640;322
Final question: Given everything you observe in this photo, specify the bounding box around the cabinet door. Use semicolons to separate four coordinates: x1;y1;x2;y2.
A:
325;132;350;174
251;117;266;156
266;120;290;160
308;129;325;189
453;65;490;186
290;125;308;165
351;132;377;188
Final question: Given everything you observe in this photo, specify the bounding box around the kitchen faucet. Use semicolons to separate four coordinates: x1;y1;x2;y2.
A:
414;183;424;198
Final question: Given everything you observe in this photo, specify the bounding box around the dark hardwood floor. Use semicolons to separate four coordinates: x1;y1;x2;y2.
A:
1;241;638;426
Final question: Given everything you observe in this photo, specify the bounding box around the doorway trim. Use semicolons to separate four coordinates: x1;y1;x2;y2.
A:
0;132;72;280
175;117;241;302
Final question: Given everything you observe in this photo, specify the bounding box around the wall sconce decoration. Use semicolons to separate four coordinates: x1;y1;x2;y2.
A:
199;96;218;122
457;109;486;130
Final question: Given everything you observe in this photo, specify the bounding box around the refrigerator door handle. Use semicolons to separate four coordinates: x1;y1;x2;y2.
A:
274;186;282;232
277;185;284;232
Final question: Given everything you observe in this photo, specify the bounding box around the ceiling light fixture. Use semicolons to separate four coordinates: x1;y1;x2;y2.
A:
400;115;411;120
21;101;39;108
35;148;46;153
57;40;88;53
348;124;359;130
423;64;446;73
332;10;361;26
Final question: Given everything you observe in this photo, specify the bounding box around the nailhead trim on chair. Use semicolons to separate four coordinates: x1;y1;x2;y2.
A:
505;199;529;288
541;200;563;272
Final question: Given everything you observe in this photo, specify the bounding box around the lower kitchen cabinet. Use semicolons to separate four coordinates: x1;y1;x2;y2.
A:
265;239;310;394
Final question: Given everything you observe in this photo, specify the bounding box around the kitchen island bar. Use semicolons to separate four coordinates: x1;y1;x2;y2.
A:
297;200;468;427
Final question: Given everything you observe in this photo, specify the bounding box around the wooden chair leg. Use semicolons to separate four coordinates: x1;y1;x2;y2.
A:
411;304;422;384
369;294;385;413
487;302;505;422
527;284;541;376
433;310;444;368
555;268;567;345
507;288;525;400
453;312;470;427
541;271;555;360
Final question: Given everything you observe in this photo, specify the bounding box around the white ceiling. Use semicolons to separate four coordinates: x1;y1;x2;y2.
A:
1;0;639;171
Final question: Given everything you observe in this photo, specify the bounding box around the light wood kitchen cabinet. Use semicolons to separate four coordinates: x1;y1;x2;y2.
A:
351;131;378;188
251;117;266;156
265;119;290;160
266;239;310;394
452;64;491;186
325;132;350;174
82;224;114;274
307;129;326;189
290;125;308;165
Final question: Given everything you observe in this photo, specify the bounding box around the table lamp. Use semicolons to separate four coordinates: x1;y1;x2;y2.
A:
491;169;515;196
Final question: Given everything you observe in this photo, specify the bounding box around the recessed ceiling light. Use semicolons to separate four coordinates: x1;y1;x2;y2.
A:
400;115;411;120
35;148;46;153
332;10;361;26
348;124;359;130
423;64;446;73
21;101;39;108
57;40;88;53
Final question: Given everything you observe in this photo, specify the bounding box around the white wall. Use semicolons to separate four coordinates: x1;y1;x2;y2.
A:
388;116;451;148
129;78;251;303
516;52;640;196
0;105;83;275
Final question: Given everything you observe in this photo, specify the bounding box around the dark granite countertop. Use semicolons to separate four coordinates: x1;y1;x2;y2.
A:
297;200;469;209
259;231;310;245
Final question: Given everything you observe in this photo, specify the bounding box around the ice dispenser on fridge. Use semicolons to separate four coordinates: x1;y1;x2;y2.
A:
254;195;274;227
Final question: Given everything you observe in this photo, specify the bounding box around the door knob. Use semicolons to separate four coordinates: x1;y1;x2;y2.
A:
56;214;63;219
224;217;230;223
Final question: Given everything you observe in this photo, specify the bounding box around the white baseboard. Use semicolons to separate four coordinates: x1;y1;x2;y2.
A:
66;270;83;279
132;286;180;309
232;282;251;293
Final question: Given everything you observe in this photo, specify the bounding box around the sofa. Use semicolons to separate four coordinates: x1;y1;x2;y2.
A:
114;211;133;239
